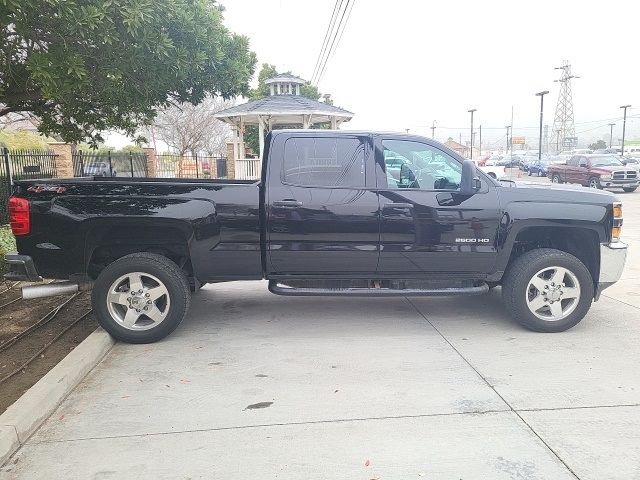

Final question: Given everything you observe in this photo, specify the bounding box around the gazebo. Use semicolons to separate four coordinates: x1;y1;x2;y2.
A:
214;73;354;178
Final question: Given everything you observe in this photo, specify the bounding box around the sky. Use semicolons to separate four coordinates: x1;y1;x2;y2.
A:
107;0;640;151
219;0;640;150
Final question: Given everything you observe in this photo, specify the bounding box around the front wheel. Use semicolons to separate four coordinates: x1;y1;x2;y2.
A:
92;253;191;343
623;187;637;192
588;177;602;189
502;248;594;332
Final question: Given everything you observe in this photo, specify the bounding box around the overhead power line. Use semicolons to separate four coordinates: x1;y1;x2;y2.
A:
310;0;356;86
310;0;343;86
315;0;356;86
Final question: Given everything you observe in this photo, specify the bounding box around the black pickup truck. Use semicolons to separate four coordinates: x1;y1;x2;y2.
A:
6;130;627;343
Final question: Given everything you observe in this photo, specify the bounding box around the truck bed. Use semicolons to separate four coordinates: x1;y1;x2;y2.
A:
12;177;263;282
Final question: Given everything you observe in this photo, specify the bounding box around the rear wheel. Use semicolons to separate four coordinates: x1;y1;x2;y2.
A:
623;187;637;192
588;177;601;189
551;174;562;184
502;248;594;332
92;253;191;343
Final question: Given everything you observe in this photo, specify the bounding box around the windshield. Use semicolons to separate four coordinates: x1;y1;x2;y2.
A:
590;156;623;166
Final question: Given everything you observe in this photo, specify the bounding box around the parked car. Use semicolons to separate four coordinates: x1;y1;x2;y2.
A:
476;159;506;179
521;154;549;172
83;162;116;177
527;159;553;177
5;130;627;342
620;156;640;168
498;154;522;167
547;154;639;192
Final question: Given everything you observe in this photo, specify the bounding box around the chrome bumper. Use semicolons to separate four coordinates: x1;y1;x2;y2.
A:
597;242;627;295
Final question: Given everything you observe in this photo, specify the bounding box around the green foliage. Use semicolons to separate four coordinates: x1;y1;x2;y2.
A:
249;63;278;100
0;0;257;146
588;139;607;150
0;225;16;273
300;84;321;101
0;129;49;150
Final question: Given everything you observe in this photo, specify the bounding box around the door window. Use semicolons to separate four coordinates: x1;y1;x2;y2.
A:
382;140;462;190
282;137;366;187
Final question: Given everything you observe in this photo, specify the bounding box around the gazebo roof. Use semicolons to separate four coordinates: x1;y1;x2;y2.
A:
214;95;354;126
264;73;306;85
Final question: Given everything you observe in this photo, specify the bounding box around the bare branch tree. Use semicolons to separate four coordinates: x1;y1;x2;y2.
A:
151;97;234;156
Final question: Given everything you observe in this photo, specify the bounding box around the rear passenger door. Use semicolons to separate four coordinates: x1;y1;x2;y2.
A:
266;134;379;275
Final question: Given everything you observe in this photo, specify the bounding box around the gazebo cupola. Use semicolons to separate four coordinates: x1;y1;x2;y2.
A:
265;73;305;96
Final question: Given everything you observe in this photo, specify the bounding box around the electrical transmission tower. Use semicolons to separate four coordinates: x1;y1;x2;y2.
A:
551;61;579;152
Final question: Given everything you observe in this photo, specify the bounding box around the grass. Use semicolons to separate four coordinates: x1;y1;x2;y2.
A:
0;226;16;276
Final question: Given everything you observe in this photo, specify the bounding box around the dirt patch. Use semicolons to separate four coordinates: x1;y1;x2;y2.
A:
0;281;97;413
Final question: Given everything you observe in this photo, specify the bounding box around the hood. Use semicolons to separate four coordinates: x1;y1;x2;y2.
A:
589;165;630;173
498;180;618;204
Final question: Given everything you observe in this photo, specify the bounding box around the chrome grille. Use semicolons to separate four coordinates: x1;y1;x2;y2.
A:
612;170;637;180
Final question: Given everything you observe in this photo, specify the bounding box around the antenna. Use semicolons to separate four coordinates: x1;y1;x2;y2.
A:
551;61;579;152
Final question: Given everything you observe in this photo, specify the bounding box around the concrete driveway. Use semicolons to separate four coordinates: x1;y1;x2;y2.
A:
3;189;640;479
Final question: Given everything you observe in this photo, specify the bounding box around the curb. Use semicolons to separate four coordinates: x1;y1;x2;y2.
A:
0;328;115;465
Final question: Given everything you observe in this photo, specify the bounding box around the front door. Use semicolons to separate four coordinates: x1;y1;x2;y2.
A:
267;133;379;275
376;137;502;276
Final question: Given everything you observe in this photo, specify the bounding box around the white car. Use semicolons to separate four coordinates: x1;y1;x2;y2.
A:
474;159;506;179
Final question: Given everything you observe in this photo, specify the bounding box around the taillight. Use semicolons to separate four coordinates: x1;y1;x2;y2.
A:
8;197;30;236
612;202;622;242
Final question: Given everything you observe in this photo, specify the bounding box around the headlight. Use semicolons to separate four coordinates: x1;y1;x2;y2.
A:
601;174;612;180
612;202;623;241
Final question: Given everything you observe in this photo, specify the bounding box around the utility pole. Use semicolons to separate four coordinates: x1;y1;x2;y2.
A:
608;123;616;148
479;125;482;157
536;91;549;161
430;120;437;139
620;105;631;156
468;109;476;159
505;125;511;154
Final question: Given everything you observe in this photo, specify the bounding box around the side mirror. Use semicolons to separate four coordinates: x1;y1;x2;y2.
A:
399;163;416;187
579;163;588;168
461;159;481;195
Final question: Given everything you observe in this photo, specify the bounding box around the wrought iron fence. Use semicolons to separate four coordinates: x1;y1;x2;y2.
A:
73;151;147;177
0;148;58;224
156;154;228;179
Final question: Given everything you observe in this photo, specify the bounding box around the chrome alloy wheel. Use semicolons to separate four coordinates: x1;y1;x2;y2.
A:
106;272;170;331
525;266;581;321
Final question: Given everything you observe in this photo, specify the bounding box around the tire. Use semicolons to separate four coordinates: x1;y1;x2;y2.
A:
623;187;637;192
488;172;496;179
538;170;543;177
502;248;594;333
92;253;191;343
528;170;532;176
551;174;562;184
588;177;602;189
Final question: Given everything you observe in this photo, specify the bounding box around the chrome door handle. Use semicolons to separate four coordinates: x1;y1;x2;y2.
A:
384;202;413;209
273;200;303;207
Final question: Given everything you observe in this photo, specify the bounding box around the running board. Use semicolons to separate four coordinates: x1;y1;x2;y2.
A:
268;280;489;297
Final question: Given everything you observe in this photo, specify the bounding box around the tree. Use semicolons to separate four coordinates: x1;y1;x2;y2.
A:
0;129;49;150
152;96;234;156
588;139;607;150
0;0;256;145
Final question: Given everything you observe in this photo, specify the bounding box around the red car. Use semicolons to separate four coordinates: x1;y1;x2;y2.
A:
547;154;639;192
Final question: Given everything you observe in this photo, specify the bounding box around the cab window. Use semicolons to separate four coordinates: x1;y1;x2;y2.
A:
382;140;462;190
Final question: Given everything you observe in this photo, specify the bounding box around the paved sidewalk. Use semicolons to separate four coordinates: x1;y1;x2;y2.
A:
2;277;640;479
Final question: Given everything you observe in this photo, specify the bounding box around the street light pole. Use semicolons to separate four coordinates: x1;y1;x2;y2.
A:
468;109;476;159
535;91;549;161
608;123;616;148
430;120;436;139
505;125;511;154
620;105;631;156
479;125;482;157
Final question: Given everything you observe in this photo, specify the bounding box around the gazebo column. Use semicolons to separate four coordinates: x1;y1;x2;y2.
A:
239;117;246;158
258;116;265;160
330;116;337;129
302;114;312;129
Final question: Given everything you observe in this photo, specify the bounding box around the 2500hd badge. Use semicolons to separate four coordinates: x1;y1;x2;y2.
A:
455;238;491;243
